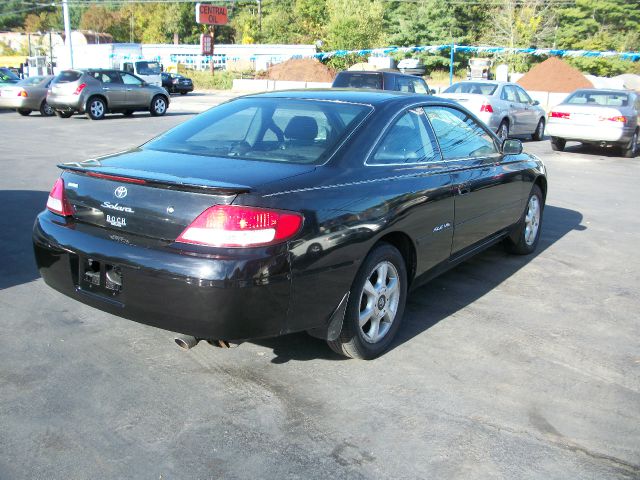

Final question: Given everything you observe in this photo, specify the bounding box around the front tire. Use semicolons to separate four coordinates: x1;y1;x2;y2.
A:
532;118;545;141
86;97;106;120
551;136;565;151
150;95;167;116
17;109;31;116
504;184;544;255
327;243;407;359
622;130;638;158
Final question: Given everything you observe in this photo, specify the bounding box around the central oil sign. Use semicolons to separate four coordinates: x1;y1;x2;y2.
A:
195;4;228;25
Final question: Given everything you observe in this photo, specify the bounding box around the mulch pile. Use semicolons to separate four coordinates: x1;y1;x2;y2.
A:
262;58;336;82
517;57;593;93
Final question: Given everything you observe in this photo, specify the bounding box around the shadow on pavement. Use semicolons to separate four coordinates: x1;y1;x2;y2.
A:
0;190;48;290
253;204;585;362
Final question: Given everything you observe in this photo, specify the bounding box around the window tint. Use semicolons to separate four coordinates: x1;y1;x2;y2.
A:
515;86;532;104
90;71;122;84
333;73;383;90
444;82;498;95
371;108;440;165
121;73;143;85
425;106;498;159
145;98;371;165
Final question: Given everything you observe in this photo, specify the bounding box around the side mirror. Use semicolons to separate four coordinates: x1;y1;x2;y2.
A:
429;89;436;95
531;100;540;106
502;139;523;155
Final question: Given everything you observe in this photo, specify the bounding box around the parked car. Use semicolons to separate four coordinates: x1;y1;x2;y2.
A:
546;89;639;157
332;70;434;94
33;89;547;359
161;72;194;95
0;67;20;87
47;69;170;120
437;81;547;141
0;75;55;116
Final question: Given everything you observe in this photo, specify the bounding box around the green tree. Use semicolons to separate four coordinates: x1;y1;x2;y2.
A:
325;0;386;50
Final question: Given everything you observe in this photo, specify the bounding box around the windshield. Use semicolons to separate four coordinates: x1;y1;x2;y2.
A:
145;98;372;165
566;91;630;107
136;61;161;75
444;82;498;95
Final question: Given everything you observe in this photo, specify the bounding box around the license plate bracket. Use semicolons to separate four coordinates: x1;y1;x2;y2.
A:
78;257;123;295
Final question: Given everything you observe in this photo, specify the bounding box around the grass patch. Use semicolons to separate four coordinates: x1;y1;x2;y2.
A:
180;69;238;90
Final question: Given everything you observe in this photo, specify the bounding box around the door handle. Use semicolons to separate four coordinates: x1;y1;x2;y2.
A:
103;87;111;91
126;88;132;91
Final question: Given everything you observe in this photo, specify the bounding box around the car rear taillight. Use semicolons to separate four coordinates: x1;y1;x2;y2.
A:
549;111;570;119
176;205;303;248
17;89;27;97
46;178;74;217
480;103;493;113
73;83;87;95
602;115;627;123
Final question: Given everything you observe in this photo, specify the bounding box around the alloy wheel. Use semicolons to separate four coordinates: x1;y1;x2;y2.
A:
90;100;104;118
154;98;166;114
524;195;541;246
358;261;401;343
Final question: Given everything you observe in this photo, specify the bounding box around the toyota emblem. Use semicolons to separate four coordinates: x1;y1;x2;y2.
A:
114;186;128;198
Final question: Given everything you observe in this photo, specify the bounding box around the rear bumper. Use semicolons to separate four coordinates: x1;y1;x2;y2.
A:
33;211;292;341
547;121;634;143
47;94;84;112
0;97;40;110
172;84;194;93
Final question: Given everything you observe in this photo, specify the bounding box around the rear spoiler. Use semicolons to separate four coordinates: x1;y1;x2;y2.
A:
58;164;251;195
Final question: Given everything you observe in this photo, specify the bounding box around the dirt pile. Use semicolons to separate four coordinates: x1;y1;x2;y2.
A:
517;57;593;93
263;58;336;82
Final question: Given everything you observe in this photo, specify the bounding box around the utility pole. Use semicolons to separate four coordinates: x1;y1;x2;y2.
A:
257;0;262;34
48;31;53;74
62;0;73;68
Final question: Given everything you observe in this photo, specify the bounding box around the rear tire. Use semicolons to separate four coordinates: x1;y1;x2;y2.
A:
17;109;31;116
39;100;55;116
327;242;407;359
497;120;509;142
551;136;565;151
504;184;544;255
150;95;167;116
532;118;545;141
622;130;638;158
55;110;73;118
86;97;106;120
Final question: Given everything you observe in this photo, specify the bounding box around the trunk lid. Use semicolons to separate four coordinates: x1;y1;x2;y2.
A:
551;104;627;127
60;148;315;241
437;93;490;111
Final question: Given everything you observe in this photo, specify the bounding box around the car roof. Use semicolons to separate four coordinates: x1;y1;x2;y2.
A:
336;70;424;79
571;88;633;95
243;88;454;107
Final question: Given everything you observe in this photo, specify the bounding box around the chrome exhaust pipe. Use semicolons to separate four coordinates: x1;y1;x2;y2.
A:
174;335;199;350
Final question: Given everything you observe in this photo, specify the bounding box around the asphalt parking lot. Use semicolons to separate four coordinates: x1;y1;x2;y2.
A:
1;93;638;480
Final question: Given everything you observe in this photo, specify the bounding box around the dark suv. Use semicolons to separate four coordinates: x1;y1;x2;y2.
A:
332;70;434;94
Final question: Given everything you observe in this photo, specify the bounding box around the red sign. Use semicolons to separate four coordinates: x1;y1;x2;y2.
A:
195;4;228;25
200;33;213;55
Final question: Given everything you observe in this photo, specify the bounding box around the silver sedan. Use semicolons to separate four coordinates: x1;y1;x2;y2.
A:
546;89;639;157
0;75;55;116
437;81;547;141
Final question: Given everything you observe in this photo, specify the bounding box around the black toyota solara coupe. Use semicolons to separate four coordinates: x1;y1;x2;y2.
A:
33;89;547;359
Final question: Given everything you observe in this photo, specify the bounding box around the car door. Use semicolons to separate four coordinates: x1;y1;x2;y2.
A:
514;85;539;133
366;106;455;273
500;85;526;134
93;71;127;107
120;72;149;108
424;105;524;255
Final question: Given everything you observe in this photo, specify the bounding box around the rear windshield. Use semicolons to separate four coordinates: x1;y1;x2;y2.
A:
0;69;19;82
333;73;383;90
53;71;81;84
136;61;161;75
566;91;630;107
144;98;372;165
444;82;498;95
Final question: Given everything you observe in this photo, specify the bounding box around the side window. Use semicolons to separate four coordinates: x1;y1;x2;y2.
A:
95;71;122;84
412;79;427;94
123;63;134;74
396;77;414;93
121;73;143;86
501;86;518;102
425;106;498;159
515;86;532;104
370;108;440;165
